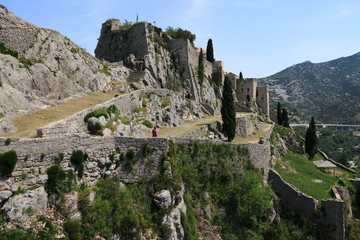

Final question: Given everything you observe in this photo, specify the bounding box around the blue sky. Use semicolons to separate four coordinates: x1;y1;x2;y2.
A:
2;0;360;77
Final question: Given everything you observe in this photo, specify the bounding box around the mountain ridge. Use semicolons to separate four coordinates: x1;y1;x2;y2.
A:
260;52;360;123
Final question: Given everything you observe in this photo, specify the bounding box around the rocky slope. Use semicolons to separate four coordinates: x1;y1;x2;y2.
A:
260;53;360;123
0;6;130;133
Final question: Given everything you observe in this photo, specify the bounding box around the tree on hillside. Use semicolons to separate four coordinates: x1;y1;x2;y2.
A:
206;39;215;63
282;108;290;128
305;117;317;159
198;49;204;86
221;76;236;142
277;102;283;125
239;72;244;80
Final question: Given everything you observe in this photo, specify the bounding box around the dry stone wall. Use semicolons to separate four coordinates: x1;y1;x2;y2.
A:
37;89;173;137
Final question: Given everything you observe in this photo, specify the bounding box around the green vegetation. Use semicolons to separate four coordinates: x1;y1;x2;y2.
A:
84;108;109;123
4;138;11;145
181;193;199;240
305;117;317;159
64;219;81;240
0;150;18;177
0;42;18;58
87;121;102;135
282;108;290;128
276;152;352;200
45;165;76;195
277;102;283;125
142;119;153;128
78;178;152;239
316;128;360;168
198;49;204;85
119;19;134;29
160;98;171;108
206;39;215;63
221;76;236;141
165;26;196;46
70;150;88;178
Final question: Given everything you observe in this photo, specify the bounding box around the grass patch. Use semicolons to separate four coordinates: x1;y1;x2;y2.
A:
276;152;353;200
3;91;118;138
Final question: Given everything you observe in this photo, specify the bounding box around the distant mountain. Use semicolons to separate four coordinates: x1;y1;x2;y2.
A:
260;53;360;124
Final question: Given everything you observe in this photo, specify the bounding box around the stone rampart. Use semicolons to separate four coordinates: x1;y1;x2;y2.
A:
269;169;345;239
37;89;173;137
268;169;318;218
0;135;169;192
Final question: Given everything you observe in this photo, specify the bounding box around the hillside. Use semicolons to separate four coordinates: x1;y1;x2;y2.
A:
0;6;129;134
260;53;360;124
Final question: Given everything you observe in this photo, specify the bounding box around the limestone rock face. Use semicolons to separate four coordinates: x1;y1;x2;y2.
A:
0;7;129;134
2;186;48;222
154;190;172;209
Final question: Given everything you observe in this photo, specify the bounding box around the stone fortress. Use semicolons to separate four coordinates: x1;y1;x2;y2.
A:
0;9;351;239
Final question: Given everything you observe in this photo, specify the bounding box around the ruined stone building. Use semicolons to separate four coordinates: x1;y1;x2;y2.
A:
227;74;270;117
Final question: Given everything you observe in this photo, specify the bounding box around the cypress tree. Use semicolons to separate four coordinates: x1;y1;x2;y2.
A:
221;76;236;142
239;72;244;80
305;117;317;159
282;108;290;128
206;39;215;63
277;102;283;125
198;49;204;85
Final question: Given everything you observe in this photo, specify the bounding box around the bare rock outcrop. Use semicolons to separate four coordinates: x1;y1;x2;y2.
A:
0;7;129;132
2;186;48;222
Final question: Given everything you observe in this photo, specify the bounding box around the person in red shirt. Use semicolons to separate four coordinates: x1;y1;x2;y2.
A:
152;127;158;137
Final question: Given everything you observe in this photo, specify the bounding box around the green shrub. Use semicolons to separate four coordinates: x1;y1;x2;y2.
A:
0;150;18;177
70;150;85;166
64;220;82;240
107;104;119;115
45;165;76;195
142;119;153;128
0;113;4;118
87;120;102;134
0;229;37;240
4;138;11;145
126;149;135;160
70;47;78;53
119;115;130;125
83;108;109;123
119;152;125;161
141;142;154;157
70;150;86;178
53;152;64;164
0;42;18;58
181;193;199;240
161;98;171;108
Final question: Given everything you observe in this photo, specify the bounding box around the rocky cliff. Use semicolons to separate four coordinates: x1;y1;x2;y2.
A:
0;7;129;132
260;53;360;124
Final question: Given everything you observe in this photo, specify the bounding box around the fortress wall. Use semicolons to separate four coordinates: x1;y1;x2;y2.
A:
204;59;213;78
268;169;318;218
0;135;273;205
321;199;345;240
269;169;345;239
0;135;169;193
0;23;37;54
37;89;173;137
95;22;149;62
256;86;270;116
